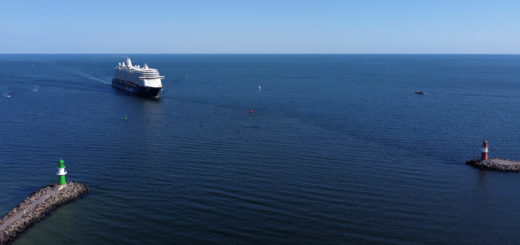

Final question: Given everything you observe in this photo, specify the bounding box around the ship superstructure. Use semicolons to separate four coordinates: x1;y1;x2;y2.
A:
112;58;164;98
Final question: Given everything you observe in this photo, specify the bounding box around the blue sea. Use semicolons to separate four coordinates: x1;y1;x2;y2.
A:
1;54;520;244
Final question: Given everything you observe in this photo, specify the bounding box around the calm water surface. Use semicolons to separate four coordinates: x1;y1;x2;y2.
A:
1;54;520;244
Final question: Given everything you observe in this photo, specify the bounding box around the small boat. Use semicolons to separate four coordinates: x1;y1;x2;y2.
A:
415;91;425;95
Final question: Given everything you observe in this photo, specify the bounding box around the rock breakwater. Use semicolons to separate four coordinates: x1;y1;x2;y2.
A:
0;181;88;244
466;158;520;172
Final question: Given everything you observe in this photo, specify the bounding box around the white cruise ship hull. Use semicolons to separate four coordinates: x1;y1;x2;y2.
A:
112;78;162;99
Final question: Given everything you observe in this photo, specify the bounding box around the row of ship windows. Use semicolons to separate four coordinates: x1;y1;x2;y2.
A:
116;70;158;73
115;73;160;77
115;68;158;73
116;74;160;77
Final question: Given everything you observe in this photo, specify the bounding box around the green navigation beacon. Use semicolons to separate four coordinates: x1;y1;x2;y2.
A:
57;159;67;185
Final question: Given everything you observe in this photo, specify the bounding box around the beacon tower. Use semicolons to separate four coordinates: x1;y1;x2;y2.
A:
57;159;67;185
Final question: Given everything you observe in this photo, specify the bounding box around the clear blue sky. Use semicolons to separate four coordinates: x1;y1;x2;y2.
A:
1;0;519;54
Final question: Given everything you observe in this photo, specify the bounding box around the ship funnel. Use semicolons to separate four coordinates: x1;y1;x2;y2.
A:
144;64;149;69
126;58;132;67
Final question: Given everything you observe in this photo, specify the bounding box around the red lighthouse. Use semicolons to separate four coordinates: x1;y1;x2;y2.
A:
481;140;488;160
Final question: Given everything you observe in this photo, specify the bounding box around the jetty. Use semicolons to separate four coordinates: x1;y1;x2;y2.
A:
466;140;520;172
466;158;520;172
0;160;88;245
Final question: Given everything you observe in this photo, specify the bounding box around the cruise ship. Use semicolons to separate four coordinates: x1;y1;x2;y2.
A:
112;58;164;98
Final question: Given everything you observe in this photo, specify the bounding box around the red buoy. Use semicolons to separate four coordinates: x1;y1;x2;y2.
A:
250;109;254;114
481;140;488;160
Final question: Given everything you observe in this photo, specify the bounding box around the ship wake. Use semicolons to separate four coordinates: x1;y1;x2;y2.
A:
54;64;111;85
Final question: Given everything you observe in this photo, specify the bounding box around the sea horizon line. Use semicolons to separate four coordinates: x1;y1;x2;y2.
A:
1;53;520;55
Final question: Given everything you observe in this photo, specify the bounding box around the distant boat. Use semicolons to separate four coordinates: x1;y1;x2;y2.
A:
415;91;425;95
